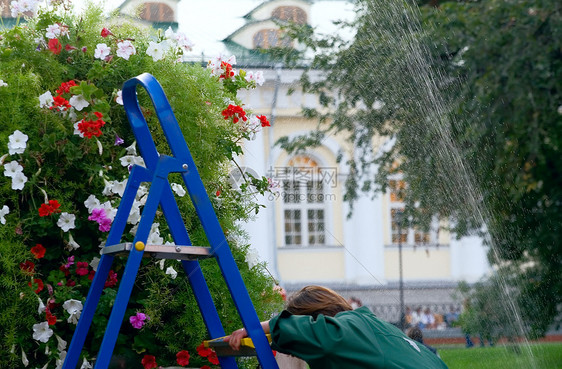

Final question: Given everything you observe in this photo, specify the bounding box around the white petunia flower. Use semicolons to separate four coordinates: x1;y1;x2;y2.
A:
45;23;61;39
94;43;111;60
0;80;7;87
0;205;9;224
111;179;128;197
69;95;89;111
147;231;163;245
39;91;54;108
127;204;141;225
98;201;115;220
558;105;562;115
8;130;29;155
73;121;85;138
56;335;67;352
245;70;265;86
116;40;136;60
164;26;175;39
90;257;100;272
125;141;137;155
80;358;93;369
165;266;178;279
115;90;123;105
84;194;100;213
62;299;83;324
67;233;80;250
32;322;53;343
146;41;166;62
22;348;29;367
3;161;23;177
245;248;260;268
171;183;186;197
37;297;46;314
57;212;76;232
175;32;194;52
134;156;145;167
11;171;27;190
119;155;136;167
55;350;67;369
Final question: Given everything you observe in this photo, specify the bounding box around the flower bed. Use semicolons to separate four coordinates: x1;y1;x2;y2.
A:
0;2;282;368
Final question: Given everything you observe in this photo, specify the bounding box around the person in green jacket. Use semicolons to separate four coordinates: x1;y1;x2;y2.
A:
226;285;449;369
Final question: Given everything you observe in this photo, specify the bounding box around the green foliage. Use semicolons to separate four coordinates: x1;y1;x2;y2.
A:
276;0;562;335
0;2;282;368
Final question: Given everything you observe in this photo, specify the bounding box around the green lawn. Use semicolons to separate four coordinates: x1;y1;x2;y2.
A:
439;343;562;369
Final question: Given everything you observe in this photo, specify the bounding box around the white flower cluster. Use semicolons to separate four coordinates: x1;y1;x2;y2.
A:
207;54;265;86
0;80;7;87
84;194;117;221
62;299;83;324
94;41;136;61
3;130;29;190
9;0;40;18
45;23;69;39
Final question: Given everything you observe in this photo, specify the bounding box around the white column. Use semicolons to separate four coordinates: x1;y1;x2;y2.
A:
450;234;490;283
237;132;278;279
343;190;386;285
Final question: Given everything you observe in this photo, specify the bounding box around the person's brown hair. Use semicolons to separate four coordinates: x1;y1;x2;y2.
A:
407;326;424;343
286;285;353;319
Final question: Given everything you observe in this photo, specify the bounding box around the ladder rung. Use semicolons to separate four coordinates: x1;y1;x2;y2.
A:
101;243;212;260
203;334;272;357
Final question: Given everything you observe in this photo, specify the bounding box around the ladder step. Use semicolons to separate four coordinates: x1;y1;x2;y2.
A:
101;243;212;260
204;334;272;357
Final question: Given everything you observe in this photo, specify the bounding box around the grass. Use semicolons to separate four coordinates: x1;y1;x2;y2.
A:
439;343;562;369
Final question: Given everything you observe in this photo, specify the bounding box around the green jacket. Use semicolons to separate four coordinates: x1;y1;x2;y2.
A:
270;307;449;369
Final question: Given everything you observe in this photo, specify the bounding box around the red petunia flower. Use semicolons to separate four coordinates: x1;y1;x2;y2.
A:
256;115;270;127
221;104;247;124
141;354;157;369
101;27;113;38
51;95;72;111
77;112;106;138
29;278;44;293
48;38;62;55
201;366;211;369
20;260;35;275
38;199;61;217
219;61;235;80
88;270;95;281
176;350;190;366
207;351;219;365
56;80;77;95
46;310;57;325
30;244;46;259
76;261;89;276
104;270;118;288
196;343;212;358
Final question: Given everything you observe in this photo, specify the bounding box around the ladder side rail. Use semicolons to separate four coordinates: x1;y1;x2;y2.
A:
122;74;277;368
158;182;238;368
63;165;151;369
178;169;279;369
94;167;169;368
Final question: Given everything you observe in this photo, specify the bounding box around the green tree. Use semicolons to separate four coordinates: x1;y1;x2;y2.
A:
278;0;562;335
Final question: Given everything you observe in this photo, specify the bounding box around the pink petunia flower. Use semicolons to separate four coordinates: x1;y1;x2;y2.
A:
129;312;149;329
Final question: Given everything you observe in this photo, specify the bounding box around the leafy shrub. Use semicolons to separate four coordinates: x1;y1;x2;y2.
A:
0;2;282;368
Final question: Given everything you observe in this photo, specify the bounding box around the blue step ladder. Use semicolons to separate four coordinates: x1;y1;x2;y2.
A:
62;73;279;369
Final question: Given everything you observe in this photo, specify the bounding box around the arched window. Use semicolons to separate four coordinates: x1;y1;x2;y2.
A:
272;6;307;24
140;2;174;22
282;156;328;247
253;29;292;49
